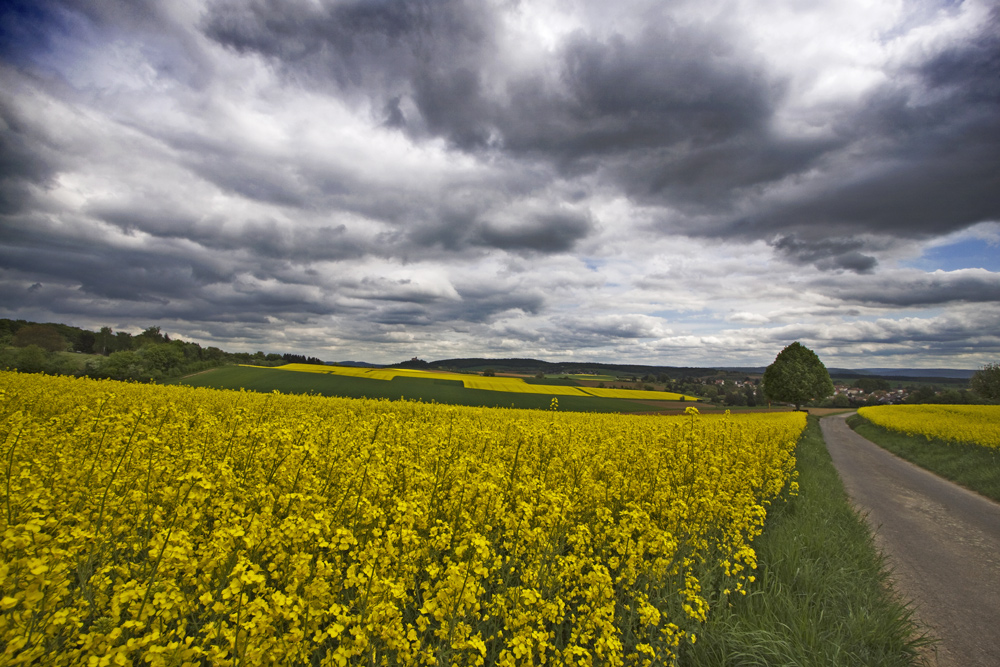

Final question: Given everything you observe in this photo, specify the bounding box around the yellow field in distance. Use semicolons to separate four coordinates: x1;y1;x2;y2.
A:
858;404;1000;449
579;386;697;401
258;363;698;400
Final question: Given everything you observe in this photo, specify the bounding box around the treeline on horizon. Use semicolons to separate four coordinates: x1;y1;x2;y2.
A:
0;319;324;382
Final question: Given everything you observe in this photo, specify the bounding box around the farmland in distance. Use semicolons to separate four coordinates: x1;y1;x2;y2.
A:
174;365;686;413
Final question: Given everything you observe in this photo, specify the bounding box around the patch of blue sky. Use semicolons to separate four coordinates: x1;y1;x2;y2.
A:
905;238;1000;272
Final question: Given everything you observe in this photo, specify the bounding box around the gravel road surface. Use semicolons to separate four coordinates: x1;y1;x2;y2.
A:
821;413;1000;667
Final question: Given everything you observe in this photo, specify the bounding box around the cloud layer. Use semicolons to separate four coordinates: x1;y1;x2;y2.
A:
1;0;998;367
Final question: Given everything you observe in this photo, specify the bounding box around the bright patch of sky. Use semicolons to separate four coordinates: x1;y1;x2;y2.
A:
907;238;1000;272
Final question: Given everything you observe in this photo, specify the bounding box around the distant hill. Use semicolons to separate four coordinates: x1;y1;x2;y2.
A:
394;358;977;382
328;360;384;368
718;366;975;380
831;368;977;380
391;357;719;378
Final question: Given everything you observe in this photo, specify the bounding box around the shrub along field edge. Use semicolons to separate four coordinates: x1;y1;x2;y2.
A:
847;414;1000;503
682;415;931;667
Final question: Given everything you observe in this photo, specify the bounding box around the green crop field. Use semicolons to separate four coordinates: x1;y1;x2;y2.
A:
174;366;673;412
521;377;584;386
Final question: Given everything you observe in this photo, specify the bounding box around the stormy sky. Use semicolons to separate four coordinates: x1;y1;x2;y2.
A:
1;0;999;368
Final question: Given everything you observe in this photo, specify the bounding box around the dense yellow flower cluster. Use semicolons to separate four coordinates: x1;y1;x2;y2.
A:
858;404;1000;450
1;371;804;666
268;364;696;401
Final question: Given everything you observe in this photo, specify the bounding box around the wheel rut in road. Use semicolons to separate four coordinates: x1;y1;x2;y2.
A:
820;413;1000;667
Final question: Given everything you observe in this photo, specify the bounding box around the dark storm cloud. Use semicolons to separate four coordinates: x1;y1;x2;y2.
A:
773;311;1000;359
186;157;311;209
443;284;545;323
199;0;1000;269
204;0;496;137
1;211;340;323
368;304;434;326
471;210;594;253
822;270;1000;308
506;20;785;182
402;199;595;255
342;276;544;325
1;216;224;302
93;203;368;263
735;12;1000;248
202;0;801;189
0;92;59;215
562;316;660;340
771;236;878;274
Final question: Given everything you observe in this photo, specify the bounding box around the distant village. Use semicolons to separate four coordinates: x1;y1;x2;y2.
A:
695;376;977;408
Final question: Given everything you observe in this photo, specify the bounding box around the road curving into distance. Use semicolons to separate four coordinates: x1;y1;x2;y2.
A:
820;413;1000;667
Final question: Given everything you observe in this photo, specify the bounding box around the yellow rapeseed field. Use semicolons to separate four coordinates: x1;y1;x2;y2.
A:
1;371;804;666
263;364;697;401
857;404;1000;450
576;388;690;402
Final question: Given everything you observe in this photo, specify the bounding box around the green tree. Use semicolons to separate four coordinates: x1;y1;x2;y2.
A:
114;331;133;351
140;344;184;372
970;362;1000;400
74;330;96;354
854;377;890;393
135;326;167;347
13;345;49;373
831;393;851;408
95;327;115;355
763;342;834;410
12;324;67;352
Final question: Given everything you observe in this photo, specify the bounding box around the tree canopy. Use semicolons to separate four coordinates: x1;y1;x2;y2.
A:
1;318;327;382
12;324;68;352
970;362;1000;400
763;342;834;410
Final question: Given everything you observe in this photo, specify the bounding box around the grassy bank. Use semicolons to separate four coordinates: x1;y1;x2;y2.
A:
847;414;1000;503
682;415;929;666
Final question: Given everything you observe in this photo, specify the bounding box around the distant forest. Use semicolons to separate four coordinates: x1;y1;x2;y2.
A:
0;319;324;382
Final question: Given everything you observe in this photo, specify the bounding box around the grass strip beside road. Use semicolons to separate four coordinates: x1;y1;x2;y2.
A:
848;414;1000;503
683;415;929;667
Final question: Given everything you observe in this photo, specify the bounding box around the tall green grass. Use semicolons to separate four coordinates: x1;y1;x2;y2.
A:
682;416;930;666
847;414;1000;503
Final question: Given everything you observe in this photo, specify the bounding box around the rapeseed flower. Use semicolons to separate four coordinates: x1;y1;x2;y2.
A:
0;370;803;666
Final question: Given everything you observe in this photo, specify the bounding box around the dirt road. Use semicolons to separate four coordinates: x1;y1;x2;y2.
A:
820;413;1000;666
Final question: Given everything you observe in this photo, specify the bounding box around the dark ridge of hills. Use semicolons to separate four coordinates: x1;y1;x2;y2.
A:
394;358;977;382
391;357;739;378
831;367;977;380
717;366;975;380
